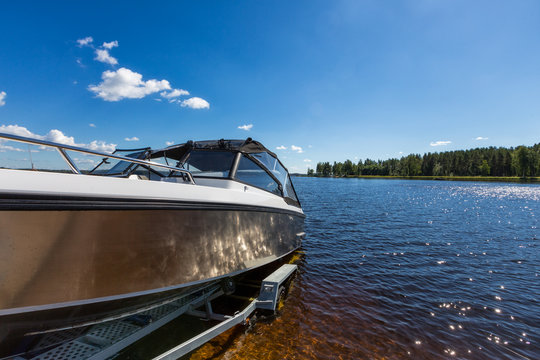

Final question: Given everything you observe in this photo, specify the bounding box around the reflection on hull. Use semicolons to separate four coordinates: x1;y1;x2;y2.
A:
0;207;304;357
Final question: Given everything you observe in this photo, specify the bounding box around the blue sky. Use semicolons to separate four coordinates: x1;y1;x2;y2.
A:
1;0;539;173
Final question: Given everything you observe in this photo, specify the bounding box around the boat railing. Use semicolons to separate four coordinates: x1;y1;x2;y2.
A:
0;132;195;184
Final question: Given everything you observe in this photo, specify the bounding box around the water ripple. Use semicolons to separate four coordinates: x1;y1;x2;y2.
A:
192;179;539;359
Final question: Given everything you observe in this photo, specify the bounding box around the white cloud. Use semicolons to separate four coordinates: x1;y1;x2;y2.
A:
0;124;39;138
89;123;96;128
73;157;97;165
77;36;93;47
238;124;253;131
124;136;139;142
79;38;208;111
95;49;118;65
475;136;488;141
165;141;174;146
0;124;116;153
303;159;312;163
160;89;189;99
291;145;304;153
0;91;6;106
85;140;116;153
0;144;25;152
430;141;452;147
102;40;118;50
46;129;79;146
180;97;210;109
88;67;171;101
276;145;287;150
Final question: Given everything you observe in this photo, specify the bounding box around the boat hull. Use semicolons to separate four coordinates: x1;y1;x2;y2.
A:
0;203;304;357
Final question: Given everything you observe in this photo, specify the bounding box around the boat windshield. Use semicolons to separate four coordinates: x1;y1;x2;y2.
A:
90;150;148;176
248;152;299;203
182;150;236;178
235;155;281;195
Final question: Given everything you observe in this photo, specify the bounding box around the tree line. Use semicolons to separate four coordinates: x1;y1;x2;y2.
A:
308;144;540;178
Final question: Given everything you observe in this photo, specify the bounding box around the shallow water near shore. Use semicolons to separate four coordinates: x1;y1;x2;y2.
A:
186;178;539;360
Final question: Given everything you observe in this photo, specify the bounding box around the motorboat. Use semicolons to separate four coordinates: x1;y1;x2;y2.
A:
0;132;305;358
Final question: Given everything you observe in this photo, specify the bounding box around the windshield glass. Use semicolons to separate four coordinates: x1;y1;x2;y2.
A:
284;175;299;203
182;150;235;178
90;150;147;175
236;155;281;195
249;152;300;203
250;152;288;185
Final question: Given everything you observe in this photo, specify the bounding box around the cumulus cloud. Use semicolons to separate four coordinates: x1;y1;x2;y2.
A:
124;136;139;141
291;145;304;153
238;124;253;131
85;140;117;153
95;49;118;65
276;145;287;150
0;124;116;153
77;36;93;47
89;123;96;127
430;141;452;147
0;124;40;138
160;89;189;99
180;97;210;109
475;136;488;140
88;67;171;101
165;141;174;146
93;40;119;65
78;37;208;110
303;159;312;163
102;40;118;49
0;91;6;106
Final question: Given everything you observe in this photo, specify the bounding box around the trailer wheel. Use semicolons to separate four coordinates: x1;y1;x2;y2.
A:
276;286;287;313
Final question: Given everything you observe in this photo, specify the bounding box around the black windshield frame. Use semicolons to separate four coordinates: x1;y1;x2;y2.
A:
150;142;301;208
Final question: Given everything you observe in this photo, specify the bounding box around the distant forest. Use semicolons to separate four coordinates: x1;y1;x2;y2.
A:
308;144;540;178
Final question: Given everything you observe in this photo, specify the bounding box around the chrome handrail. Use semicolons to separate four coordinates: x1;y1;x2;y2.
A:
0;132;195;184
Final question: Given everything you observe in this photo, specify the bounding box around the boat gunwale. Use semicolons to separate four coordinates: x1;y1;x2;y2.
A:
0;191;305;217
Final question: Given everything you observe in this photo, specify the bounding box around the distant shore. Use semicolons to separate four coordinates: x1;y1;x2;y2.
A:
295;175;540;183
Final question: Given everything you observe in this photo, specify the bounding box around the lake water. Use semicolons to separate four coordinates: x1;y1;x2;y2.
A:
190;178;539;359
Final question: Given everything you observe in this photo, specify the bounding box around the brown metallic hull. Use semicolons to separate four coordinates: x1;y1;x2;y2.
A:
0;204;304;357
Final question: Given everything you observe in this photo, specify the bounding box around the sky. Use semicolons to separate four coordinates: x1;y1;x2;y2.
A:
1;0;539;173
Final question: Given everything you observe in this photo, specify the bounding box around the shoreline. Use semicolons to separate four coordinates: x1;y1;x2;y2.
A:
296;175;540;183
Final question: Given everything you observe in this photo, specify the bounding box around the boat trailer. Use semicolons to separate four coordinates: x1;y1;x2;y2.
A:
15;264;297;360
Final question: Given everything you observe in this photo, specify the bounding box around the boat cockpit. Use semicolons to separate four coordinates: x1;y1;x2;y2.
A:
89;138;301;207
0;132;300;207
